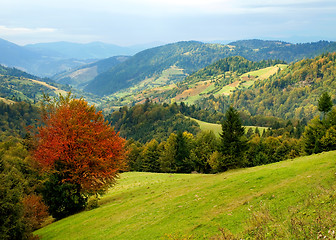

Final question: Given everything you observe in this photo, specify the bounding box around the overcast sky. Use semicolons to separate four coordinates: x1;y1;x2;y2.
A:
1;0;336;46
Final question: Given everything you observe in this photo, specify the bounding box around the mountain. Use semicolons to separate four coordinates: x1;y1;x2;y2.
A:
85;40;336;97
100;56;286;109
0;38;40;67
85;41;237;96
25;41;138;60
0;38;94;77
52;56;130;89
228;39;334;62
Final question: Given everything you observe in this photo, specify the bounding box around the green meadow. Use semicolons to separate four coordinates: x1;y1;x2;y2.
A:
190;117;268;137
35;151;336;239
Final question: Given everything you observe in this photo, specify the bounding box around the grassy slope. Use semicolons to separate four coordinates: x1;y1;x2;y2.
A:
35;151;336;239
181;65;287;105
190;117;268;137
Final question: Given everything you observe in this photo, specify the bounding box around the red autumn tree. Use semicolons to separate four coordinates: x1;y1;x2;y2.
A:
34;93;126;195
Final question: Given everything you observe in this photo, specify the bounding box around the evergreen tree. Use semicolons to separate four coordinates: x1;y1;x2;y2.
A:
141;139;160;172
318;92;333;119
219;106;247;170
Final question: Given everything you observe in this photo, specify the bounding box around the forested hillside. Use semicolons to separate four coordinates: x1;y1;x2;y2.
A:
107;101;200;143
99;57;285;109
196;52;336;120
84;40;336;97
0;65;70;102
0;64;102;105
85;41;235;95
0;101;40;139
228;39;334;62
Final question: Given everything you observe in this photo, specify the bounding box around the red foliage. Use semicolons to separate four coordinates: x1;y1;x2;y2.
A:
22;194;49;231
33;94;126;194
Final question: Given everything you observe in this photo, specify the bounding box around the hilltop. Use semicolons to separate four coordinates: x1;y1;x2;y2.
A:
35;151;336;239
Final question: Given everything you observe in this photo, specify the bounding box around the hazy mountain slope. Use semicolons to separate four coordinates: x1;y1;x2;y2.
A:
228;39;335;62
0;38;40;67
52;56;130;88
25;41;137;59
0;38;94;77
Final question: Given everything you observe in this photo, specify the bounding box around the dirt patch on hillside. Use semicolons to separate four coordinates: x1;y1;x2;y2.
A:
175;81;212;101
228;80;240;88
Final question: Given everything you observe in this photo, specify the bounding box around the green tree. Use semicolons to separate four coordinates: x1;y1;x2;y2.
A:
190;131;218;173
318;92;333;119
302;116;326;154
141;139;160;172
0;159;26;240
159;134;176;173
219;106;247;170
0;138;45;239
125;140;144;171
175;131;193;173
159;132;194;173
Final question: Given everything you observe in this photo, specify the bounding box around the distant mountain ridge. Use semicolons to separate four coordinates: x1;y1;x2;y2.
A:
0;38;160;77
25;41;139;60
84;40;336;96
0;38;94;76
52;56;130;88
228;39;334;62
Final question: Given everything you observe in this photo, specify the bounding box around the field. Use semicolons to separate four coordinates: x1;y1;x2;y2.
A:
103;64;288;109
35;151;336;239
190;117;268;136
180;65;287;105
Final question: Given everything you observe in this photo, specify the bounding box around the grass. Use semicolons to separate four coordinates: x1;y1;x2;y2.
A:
35;151;336;239
190;118;268;137
29;79;67;95
0;97;15;104
190;118;222;136
183;65;287;104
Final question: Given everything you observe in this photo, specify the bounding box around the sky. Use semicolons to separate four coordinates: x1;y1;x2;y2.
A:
1;0;336;46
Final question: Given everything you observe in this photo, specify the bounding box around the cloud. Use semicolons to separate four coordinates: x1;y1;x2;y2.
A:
0;26;57;36
107;0;336;15
1;0;335;45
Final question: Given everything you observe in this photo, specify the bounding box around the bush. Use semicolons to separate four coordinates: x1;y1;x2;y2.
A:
42;173;87;220
22;194;49;231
